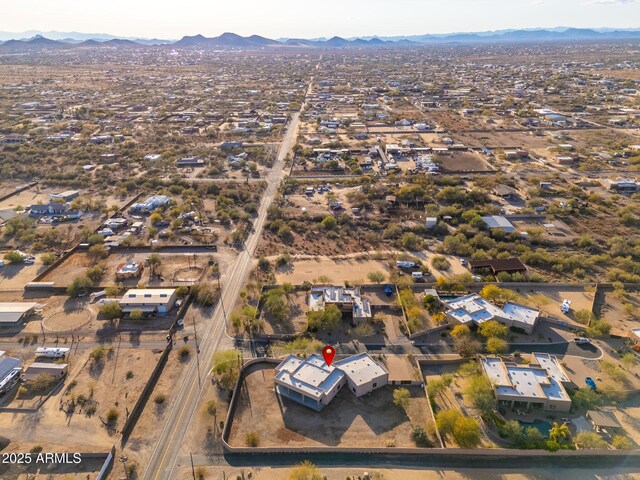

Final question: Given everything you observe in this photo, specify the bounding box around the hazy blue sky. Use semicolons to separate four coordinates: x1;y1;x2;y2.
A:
1;0;639;39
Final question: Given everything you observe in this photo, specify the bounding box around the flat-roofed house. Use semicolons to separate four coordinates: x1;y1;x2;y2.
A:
28;203;69;216
309;286;372;324
274;353;388;411
444;294;539;334
274;354;346;411
0;302;38;326
334;353;388;397
116;261;144;280
480;354;572;413
119;288;177;314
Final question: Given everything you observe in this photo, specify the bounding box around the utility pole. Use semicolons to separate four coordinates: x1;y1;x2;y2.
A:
189;452;196;480
193;316;201;387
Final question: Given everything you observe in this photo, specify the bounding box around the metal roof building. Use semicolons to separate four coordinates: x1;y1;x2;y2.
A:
0;302;39;325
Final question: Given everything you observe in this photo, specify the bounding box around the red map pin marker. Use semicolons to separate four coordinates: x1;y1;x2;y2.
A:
322;345;335;367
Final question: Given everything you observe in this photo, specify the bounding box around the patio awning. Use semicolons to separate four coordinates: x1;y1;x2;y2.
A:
586;410;621;429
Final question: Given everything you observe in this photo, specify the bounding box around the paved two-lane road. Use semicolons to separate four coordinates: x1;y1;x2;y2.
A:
141;84;309;480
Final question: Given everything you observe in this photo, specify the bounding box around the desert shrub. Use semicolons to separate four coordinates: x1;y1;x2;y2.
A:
99;302;122;320
90;346;106;362
575;431;607;449
106;408;119;425
288;461;322;480
178;345;191;360
245;431;260;447
411;425;433;447
612;435;634;450
41;253;56;265
211;350;241;390
307;304;342;331
464;375;496;415
486;337;508;354
431;255;451;271
67;275;93;297
206;399;217;416
393;387;410;410
453;416;481;448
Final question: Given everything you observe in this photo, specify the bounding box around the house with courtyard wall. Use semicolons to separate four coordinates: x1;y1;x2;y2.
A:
444;294;539;334
274;353;388;411
480;353;573;413
309;286;372;324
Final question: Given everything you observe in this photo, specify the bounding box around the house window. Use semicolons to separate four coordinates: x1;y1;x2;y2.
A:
373;383;377;388
144;294;152;298
352;387;356;393
160;294;167;298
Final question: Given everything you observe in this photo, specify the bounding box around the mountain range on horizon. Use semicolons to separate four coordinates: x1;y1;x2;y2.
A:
1;27;640;50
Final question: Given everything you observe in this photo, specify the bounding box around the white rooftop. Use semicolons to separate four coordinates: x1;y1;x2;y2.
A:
275;354;344;400
445;294;539;327
481;356;569;402
334;353;387;387
532;353;570;384
120;289;176;305
481;215;515;231
275;352;386;399
0;302;38;324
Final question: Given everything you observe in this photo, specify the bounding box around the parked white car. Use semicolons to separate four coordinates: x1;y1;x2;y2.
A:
574;337;591;345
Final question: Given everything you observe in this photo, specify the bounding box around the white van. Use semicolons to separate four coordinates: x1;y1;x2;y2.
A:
412;272;424;280
90;291;107;302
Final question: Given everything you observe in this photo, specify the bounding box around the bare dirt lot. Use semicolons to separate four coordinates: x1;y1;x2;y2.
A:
0;347;160;456
0;189;50;213
122;347;191;471
510;217;578;244
40;251;212;288
275;256;391;285
0;253;46;290
435;151;493;173
519;288;595;326
599;291;640;334
228;363;433;448
40;296;96;334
